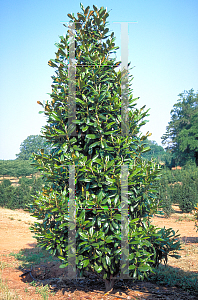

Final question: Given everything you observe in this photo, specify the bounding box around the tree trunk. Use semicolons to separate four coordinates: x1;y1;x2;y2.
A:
104;275;115;293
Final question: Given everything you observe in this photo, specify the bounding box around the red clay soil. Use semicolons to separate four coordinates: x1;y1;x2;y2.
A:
0;206;198;300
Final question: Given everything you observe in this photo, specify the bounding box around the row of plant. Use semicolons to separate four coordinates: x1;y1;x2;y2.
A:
156;163;198;217
161;162;198;184
0;159;38;178
1;162;198;215
0;177;43;210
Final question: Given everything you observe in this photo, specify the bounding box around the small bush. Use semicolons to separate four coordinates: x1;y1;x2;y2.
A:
0;185;15;208
0;176;43;210
170;183;182;204
18;176;33;185
1;179;12;188
148;264;198;296
13;182;31;209
160;189;173;217
178;181;197;213
158;178;173;217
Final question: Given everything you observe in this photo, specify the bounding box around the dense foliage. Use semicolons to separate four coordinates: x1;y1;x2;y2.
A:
16;135;51;160
156;163;198;216
0;159;38;177
0;157;43;210
141;139;170;164
161;89;198;167
1;159;197;217
157;176;173;217
0;176;43;209
29;3;181;292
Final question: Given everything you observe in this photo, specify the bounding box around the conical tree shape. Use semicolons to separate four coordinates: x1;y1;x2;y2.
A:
29;3;182;292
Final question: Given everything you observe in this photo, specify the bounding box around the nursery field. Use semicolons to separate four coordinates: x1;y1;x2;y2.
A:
0;205;198;300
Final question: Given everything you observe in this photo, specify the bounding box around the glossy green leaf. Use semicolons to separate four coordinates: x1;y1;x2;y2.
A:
112;220;118;229
89;226;94;236
86;134;96;139
79;232;88;239
82;126;88;132
106;256;111;266
83;259;89;267
95;265;103;272
89;141;100;148
82;178;92;182
138;265;150;272
141;146;151;153
59;264;68;268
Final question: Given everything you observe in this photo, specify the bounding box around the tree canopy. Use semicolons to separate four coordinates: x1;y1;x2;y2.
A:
16;135;52;160
161;89;198;166
141;139;170;165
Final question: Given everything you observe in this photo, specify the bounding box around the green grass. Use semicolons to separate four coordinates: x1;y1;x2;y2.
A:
7;247;58;300
0;261;7;270
9;245;60;269
29;281;55;300
8;246;60;298
0;274;19;300
175;215;195;222
0;255;19;299
0;274;54;300
147;264;198;296
34;282;55;300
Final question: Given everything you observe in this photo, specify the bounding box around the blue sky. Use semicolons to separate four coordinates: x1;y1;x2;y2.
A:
0;0;198;160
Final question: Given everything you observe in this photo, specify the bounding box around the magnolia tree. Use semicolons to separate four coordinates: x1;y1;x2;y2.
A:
30;3;181;292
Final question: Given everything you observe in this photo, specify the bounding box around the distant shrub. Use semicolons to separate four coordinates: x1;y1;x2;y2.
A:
0;159;38;177
159;163;198;214
195;177;198;194
1;179;12;188
0;185;15;208
160;190;173;218
30;177;44;198
158;178;173;217
178;179;198;213
13;182;31;209
0;175;43;210
169;183;182;204
18;176;33;185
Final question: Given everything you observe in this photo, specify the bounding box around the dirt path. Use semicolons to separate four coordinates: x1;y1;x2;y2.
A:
0;206;198;299
0;208;36;251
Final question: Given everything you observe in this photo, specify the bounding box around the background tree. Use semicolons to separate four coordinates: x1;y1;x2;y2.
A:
16;135;52;160
30;3;181;292
161;89;198;167
178;172;198;213
140;139;172;166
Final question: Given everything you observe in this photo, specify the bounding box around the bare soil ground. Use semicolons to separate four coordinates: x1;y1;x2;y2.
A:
0;205;198;299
